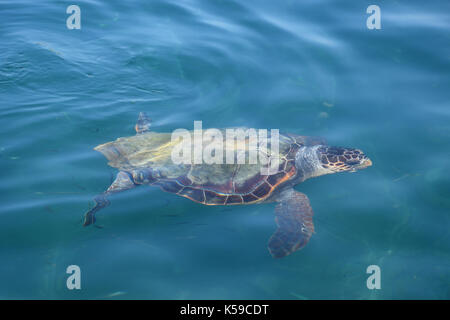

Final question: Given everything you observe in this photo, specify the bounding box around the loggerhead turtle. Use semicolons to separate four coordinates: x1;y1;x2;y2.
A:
83;112;372;258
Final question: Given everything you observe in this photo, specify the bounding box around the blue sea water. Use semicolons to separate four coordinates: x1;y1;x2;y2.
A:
0;0;449;299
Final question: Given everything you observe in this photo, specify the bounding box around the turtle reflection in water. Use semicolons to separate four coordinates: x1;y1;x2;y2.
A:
84;112;372;258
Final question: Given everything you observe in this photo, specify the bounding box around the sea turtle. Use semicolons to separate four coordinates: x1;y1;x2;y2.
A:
83;112;372;258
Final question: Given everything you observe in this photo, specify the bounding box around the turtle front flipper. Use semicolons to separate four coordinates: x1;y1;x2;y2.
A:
83;171;136;226
135;112;151;134
268;189;315;258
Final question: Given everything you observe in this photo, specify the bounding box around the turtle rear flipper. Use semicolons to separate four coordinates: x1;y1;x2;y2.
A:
268;189;315;258
83;171;135;226
135;112;151;134
83;195;110;226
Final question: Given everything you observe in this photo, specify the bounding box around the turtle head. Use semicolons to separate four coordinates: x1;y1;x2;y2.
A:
317;146;372;173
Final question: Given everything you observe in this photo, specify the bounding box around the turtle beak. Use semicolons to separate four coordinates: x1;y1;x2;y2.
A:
359;158;372;169
350;157;372;172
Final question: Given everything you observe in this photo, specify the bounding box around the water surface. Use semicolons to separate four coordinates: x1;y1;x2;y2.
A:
0;0;449;299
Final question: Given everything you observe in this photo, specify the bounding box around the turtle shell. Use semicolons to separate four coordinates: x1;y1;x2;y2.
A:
94;129;325;205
